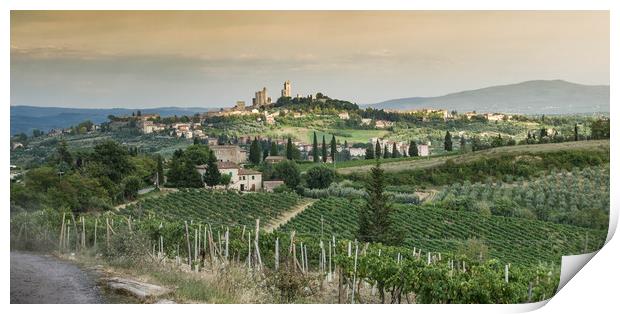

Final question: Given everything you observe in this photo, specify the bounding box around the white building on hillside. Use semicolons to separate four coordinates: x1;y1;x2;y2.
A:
196;161;262;192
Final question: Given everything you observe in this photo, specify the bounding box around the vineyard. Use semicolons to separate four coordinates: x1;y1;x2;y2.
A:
435;165;610;228
120;189;302;227
11;208;562;303
278;197;605;265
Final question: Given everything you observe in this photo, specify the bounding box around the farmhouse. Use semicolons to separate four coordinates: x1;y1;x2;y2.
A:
196;161;262;192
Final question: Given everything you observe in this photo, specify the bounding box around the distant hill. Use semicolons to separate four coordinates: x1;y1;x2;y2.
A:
10;106;216;136
367;80;609;114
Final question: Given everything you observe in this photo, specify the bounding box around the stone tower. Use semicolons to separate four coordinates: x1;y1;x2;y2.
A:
281;80;291;97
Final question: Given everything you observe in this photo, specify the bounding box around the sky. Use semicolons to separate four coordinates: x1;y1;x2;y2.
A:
10;11;609;109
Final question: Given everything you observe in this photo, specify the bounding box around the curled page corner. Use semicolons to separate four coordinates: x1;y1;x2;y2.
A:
556;204;617;293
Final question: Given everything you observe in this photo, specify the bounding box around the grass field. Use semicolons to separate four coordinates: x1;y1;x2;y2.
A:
336;140;610;174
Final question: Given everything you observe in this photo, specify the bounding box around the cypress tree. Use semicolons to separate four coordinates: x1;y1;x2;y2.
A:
365;143;375;159
460;136;467;152
249;137;261;164
330;135;337;162
375;140;382;159
312;132;319;162
383;144;390;158
444;131;453;151
156;154;164;186
203;150;221;187
286;137;294;160
391;142;399;158
358;159;396;244
270;141;278;156
574;124;579;141
408;141;418;157
193;137;200;145
322;135;328;163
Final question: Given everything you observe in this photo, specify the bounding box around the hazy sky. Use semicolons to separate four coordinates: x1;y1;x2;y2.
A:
11;11;609;108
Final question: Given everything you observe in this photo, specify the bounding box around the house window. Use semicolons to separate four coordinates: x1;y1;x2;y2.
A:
243;176;246;180
251;175;255;180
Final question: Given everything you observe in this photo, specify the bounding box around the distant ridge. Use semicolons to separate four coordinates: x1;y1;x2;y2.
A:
367;80;609;114
10;105;216;136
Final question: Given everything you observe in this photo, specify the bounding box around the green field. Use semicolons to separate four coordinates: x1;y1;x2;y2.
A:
277;197;605;265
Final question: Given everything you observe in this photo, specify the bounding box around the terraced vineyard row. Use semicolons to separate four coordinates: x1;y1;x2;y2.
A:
278;197;606;265
120;189;302;227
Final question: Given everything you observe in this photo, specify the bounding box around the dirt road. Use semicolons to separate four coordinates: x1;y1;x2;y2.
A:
10;251;105;304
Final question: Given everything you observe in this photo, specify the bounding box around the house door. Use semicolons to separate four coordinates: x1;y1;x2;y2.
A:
240;184;245;191
251;184;256;191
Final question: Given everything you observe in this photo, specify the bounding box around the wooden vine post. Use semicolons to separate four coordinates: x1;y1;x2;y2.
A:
59;213;66;252
184;221;192;266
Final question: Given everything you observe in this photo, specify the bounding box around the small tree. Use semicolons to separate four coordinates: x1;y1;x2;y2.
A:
460;136;467;152
383;144;390;159
274;160;301;189
286;137;294;160
444;131;453;151
375;140;382;159
408;141;418;157
305;165;336;189
122;176;142;201
312;132;319;162
219;173;232;189
365;143;375;159
203;150;221;188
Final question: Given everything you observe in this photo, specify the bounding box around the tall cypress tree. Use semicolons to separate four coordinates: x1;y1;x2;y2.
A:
249;137;261;164
460;136;467;152
574;124;579;141
203;150;221;187
270;141;278;156
375;140;382;159
156;154;165;186
322;135;328;163
365;143;375;159
286;137;294;160
444;131;453;151
383;144;390;158
330;135;337;162
408;141;418;157
358;159;396;244
391;142;398;158
312;131;319;162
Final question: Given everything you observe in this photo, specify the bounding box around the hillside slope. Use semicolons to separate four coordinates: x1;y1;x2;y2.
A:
370;80;609;114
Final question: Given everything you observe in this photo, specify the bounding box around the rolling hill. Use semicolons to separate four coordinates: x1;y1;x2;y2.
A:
10;106;216;136
369;80;609;114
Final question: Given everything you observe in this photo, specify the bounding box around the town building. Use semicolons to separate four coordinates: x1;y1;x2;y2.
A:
252;87;272;107
417;144;430;157
211;145;247;163
264;156;286;164
338;112;350;120
281;80;291;97
348;147;366;159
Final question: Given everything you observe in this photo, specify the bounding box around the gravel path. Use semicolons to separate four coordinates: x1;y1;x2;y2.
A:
10;251;105;304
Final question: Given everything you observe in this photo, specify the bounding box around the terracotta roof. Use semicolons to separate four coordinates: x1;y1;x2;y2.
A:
239;168;261;175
